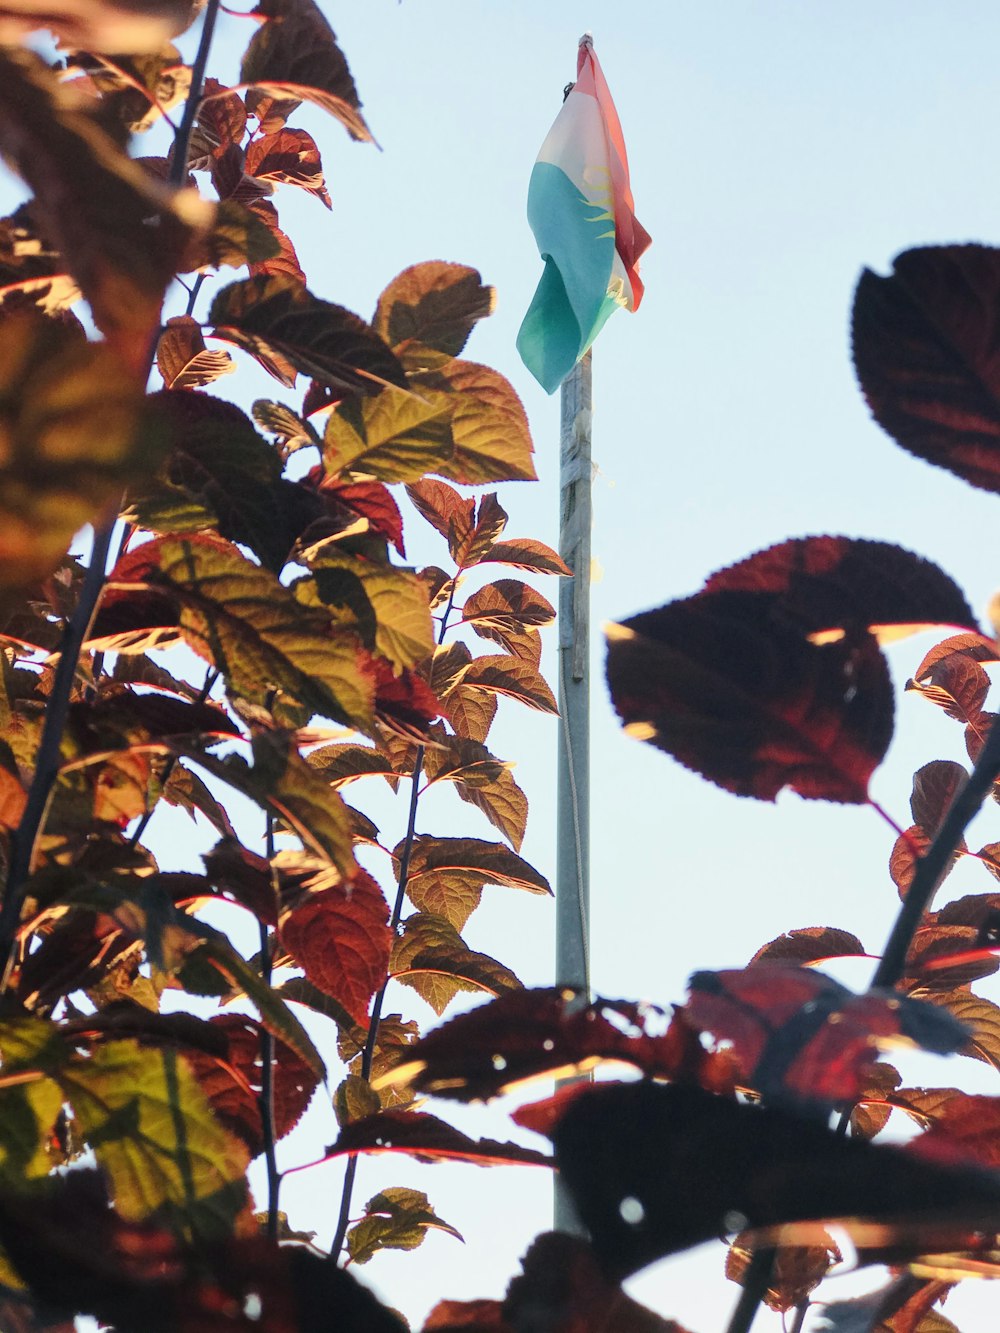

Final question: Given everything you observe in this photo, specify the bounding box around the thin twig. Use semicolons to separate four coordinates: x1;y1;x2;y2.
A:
725;1247;775;1333
260;816;280;1242
330;579;459;1259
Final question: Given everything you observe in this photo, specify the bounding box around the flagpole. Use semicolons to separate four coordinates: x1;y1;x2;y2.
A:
554;347;592;1232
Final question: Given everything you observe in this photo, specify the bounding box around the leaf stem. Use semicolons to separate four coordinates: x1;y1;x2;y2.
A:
260;816;280;1242
329;578;459;1260
872;710;1000;990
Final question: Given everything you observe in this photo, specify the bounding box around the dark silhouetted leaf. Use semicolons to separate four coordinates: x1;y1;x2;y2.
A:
244;196;305;282
253;397;320;453
851;1062;903;1141
347;1186;462;1265
888;824;964;901
423;1299;510;1331
280;863;391;1024
210;275;405;394
375;261;494;361
391;913;520;1014
552;1082;1000;1279
607;594;893;803
853;244;1000;494
380;988;729;1103
240;0;372;142
325;1108;550;1167
701;537;976;643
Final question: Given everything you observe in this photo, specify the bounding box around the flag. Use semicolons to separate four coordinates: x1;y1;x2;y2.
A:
517;35;651;394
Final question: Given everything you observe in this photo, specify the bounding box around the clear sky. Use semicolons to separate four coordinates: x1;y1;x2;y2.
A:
10;2;1000;1329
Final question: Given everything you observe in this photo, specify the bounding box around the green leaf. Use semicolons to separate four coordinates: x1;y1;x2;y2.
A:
0;310;150;590
346;1186;462;1265
333;1074;382;1127
209;275;405;394
375;261;494;361
239;0;373;142
391;912;521;1014
101;535;375;729
59;1040;249;1231
324;360;536;486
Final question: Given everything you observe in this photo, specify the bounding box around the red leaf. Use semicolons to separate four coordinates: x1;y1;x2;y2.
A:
607;594;892;803
325;1109;551;1167
280;869;391;1024
185;1014;319;1156
910;760;968;834
906;632;998;723
748;927;867;968
853;244;1000;494
423;1299;510;1331
685;967;968;1105
314;475;405;556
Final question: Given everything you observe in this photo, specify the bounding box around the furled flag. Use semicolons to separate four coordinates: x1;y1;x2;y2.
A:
517;35;651;394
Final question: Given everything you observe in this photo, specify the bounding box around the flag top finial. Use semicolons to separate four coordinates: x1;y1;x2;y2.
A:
578;32;593;48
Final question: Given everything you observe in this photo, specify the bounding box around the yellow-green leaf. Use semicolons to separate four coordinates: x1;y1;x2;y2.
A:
390;912;520;1015
59;1040;249;1229
346;1186;462;1265
101;535;374;729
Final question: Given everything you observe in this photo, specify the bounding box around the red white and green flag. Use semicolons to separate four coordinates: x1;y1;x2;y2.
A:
517;35;651;394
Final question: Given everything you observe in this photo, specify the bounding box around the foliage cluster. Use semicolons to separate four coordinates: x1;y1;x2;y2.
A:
2;4;1000;1333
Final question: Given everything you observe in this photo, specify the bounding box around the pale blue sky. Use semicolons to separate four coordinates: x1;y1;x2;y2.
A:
9;3;1000;1329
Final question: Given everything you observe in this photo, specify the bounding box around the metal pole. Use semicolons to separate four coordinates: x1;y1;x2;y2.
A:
554;349;592;1233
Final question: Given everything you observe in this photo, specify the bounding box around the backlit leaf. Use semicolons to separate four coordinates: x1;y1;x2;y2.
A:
552;1081;1000;1278
209;275;405;394
245;127;331;208
99;535;374;729
324;363;535;485
924;989;1000;1069
240;0;372;142
333;1073;381;1126
455;655;557;714
727;1229;841;1313
390;912;520;1014
375;262;494;360
243;197;304;282
910;761;968;834
475;538;571;576
461;581;556;645
906;633;997;723
853;244;1000;494
308;742;396;788
422;736;511;792
0;204;78;314
0;49;212;367
346;1186;462;1265
447;684;499;744
400;835;551;931
280;862;391;1024
156;316;236;389
300;547;433;672
252;397;320;453
455;763;528;850
607;595;893;803
59;1040;248;1230
748;927;867;968
184;1013;318;1156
